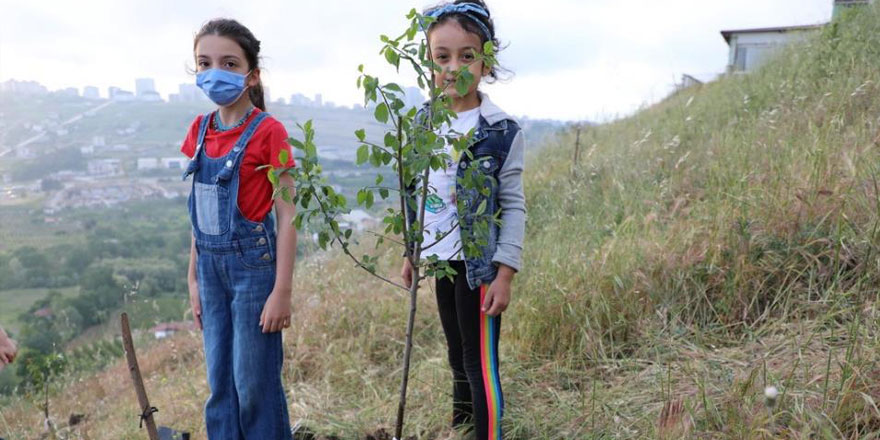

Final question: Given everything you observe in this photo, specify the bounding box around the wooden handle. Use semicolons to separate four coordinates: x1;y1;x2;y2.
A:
121;313;160;440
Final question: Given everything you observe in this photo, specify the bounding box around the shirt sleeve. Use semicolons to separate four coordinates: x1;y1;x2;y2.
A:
180;115;202;158
265;120;295;168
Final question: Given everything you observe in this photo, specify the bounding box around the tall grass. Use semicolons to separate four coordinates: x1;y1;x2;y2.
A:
3;6;880;440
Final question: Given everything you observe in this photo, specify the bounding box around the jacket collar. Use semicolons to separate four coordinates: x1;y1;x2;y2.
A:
477;91;512;127
470;92;513;144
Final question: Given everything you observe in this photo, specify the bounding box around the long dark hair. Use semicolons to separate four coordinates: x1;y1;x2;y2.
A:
194;18;266;111
424;0;511;82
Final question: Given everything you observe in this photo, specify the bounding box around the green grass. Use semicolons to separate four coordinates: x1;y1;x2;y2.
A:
0;287;79;334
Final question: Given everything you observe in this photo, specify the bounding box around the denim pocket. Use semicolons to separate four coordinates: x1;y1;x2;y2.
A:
194;182;229;235
237;245;275;270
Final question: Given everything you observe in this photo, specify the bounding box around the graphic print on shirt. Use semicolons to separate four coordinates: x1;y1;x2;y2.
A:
420;107;481;261
426;194;447;214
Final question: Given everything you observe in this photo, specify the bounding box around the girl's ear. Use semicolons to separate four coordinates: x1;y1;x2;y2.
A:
482;62;491;78
248;68;261;87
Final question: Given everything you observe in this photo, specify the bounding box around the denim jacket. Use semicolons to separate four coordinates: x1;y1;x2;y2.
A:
407;93;526;289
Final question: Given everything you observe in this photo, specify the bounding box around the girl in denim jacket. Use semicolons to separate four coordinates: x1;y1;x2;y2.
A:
181;19;296;440
400;2;526;438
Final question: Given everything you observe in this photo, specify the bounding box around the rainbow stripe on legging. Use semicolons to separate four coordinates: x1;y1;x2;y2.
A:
480;285;504;440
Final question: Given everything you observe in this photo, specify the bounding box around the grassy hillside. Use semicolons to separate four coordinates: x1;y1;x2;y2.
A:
3;7;880;440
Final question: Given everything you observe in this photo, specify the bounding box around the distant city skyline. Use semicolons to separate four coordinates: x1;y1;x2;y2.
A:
0;78;428;116
1;0;835;121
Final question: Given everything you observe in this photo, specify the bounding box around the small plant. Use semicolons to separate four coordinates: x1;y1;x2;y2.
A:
19;349;67;438
270;8;499;439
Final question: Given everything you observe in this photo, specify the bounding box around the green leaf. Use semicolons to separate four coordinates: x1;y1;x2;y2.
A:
357;145;370;165
455;70;473;97
483;41;495;57
355;128;366;142
385;83;403;94
304;140;317;158
278;149;289;165
288;138;305;149
476;199;487;215
385;49;400;68
374;102;389;123
384;132;400;149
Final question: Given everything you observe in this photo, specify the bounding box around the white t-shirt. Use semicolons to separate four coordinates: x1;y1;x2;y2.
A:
420;107;481;261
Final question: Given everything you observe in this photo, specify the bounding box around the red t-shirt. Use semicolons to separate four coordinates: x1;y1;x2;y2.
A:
180;109;295;222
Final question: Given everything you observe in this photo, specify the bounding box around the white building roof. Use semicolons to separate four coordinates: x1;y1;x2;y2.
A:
721;24;826;45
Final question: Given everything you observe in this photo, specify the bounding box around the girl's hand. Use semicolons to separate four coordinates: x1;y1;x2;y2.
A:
0;334;17;366
401;258;413;289
260;288;292;334
482;265;516;316
188;279;202;331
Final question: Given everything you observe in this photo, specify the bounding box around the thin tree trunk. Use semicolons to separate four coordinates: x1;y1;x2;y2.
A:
394;269;420;440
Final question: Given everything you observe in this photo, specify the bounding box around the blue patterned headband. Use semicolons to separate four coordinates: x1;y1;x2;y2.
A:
423;3;493;41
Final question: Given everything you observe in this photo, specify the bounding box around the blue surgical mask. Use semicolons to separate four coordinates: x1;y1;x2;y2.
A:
196;69;251;106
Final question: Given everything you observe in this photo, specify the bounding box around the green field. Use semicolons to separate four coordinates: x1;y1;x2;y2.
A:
0;286;79;334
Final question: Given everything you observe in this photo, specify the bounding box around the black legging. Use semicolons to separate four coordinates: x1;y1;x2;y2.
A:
435;260;504;440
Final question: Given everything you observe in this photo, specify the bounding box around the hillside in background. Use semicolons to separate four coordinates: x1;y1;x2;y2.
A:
3;6;880;440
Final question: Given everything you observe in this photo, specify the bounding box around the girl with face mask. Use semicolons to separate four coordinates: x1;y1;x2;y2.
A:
180;18;296;440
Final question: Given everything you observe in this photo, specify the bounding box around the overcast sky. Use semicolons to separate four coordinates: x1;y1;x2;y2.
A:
0;0;833;121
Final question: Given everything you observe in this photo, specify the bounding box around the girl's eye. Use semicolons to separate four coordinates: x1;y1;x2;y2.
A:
463;54;475;61
197;61;209;68
435;55;449;62
224;62;237;69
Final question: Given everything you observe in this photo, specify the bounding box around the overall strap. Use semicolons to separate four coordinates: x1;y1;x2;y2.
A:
182;112;214;181
214;111;271;183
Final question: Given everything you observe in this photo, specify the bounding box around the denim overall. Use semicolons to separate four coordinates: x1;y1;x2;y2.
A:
183;111;292;440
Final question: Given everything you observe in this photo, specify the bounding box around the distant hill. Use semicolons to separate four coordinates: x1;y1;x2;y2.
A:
0;91;563;183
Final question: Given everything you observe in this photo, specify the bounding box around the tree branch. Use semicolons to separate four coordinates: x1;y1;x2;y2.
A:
307;184;409;292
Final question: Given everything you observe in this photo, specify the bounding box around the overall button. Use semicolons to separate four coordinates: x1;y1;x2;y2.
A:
460;162;467;169
258;237;267;245
483;161;491;169
253;225;263;232
226;160;233;168
260;253;271;261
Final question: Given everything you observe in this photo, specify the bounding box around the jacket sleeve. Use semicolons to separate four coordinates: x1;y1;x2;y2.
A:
492;129;526;272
